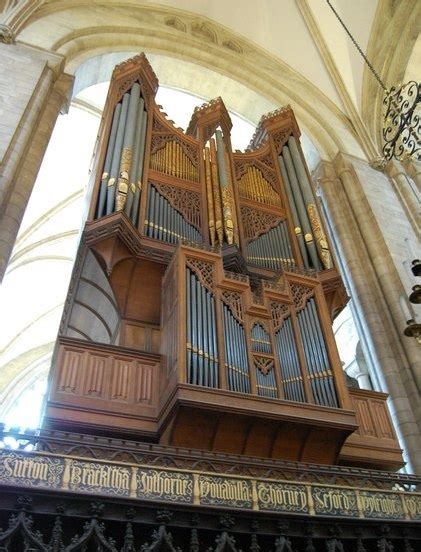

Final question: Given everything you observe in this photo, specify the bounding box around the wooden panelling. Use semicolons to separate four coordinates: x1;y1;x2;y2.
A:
120;320;160;353
110;258;166;325
340;389;404;470
350;389;396;440
58;349;84;394
45;337;160;438
83;354;106;398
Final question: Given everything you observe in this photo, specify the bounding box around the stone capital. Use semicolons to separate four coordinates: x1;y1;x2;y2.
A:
0;24;15;44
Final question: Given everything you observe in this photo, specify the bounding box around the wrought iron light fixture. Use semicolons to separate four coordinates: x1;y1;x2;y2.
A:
404;259;421;345
326;1;420;163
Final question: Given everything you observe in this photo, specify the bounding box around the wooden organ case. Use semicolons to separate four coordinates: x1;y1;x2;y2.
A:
44;54;403;471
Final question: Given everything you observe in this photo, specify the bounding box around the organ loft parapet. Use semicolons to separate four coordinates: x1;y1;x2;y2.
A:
44;54;403;471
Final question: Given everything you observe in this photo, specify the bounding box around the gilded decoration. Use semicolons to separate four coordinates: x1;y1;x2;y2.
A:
137;469;194;504
154;182;201;230
307;203;333;269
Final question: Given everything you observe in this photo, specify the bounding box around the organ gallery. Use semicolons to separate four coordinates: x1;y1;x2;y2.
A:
0;54;420;550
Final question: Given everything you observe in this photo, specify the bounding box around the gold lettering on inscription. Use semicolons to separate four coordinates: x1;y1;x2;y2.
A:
313;489;352;512
4;456;48;481
70;464;130;491
139;471;189;497
258;483;307;510
200;478;251;502
403;495;421;518
360;494;402;517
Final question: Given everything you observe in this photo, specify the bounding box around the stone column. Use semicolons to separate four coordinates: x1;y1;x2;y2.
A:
0;40;74;281
403;158;421;191
315;159;421;473
386;160;420;236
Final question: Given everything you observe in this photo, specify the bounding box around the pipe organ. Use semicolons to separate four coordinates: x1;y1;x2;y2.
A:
44;54;404;471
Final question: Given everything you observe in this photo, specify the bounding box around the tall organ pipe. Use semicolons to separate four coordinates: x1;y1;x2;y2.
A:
130;111;148;225
106;93;130;215
145;185;202;243
282;146;321;270
97;103;122;218
186;267;192;384
308;298;338;407
116;83;140;212
215;130;234;245
275;318;306;403
190;271;198;384
185;268;219;388
223;306;250;393
297;308;321;404
246;221;293;270
301;305;329;406
288;136;332;270
210;139;224;245
278;156;309;267
125;96;145;218
204;147;216;246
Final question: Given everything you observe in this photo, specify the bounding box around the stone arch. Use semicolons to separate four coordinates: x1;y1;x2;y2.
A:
8;0;366;160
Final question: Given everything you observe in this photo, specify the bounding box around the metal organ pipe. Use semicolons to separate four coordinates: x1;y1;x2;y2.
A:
277;156;310;268
204;146;216;246
255;366;277;398
96;103;122;218
222;306;250;394
125;96;145;219
297;303;326;405
307;298;338;407
106;93;130;215
130;110;148;225
145;185;202;244
275;317;306;402
115;83;140;212
295;296;339;408
215;130;235;246
282;146;321;270
186;268;218;387
287;136;332;270
246;221;294;270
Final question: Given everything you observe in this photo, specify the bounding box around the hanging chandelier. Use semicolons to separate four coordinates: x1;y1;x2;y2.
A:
326;1;420;163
